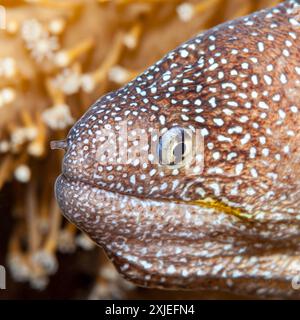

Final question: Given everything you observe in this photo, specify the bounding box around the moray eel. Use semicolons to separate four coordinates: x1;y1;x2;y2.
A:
53;0;300;298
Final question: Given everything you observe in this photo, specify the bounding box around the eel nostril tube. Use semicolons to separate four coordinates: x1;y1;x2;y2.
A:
50;139;68;151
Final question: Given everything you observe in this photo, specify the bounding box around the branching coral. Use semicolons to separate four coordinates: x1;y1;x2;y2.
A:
0;0;280;299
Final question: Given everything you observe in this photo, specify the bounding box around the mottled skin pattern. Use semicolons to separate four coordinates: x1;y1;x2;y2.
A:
55;0;300;298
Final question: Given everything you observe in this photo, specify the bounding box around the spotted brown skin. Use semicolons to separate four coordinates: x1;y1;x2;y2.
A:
55;1;300;298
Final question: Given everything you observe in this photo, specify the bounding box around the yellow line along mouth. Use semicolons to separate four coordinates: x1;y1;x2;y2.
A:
188;198;253;220
59;174;254;220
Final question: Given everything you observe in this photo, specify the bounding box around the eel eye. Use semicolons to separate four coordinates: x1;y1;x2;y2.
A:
158;127;192;168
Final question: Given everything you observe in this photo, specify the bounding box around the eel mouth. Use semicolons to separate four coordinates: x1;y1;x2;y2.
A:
54;172;246;243
55;172;299;245
56;172;251;228
54;172;269;250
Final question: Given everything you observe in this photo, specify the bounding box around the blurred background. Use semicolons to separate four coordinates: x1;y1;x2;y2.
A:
0;0;280;299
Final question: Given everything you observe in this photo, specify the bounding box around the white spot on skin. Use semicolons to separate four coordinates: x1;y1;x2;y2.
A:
258;42;264;52
235;163;244;175
295;67;300;75
272;94;281;102
195;116;205;123
251;75;258;85
258;101;269;109
213;118;224;126
209;97;217;108
280;74;287;84
263;75;272;85
241;133;251;145
167;265;176;274
159;115;165;125
180;49;189;58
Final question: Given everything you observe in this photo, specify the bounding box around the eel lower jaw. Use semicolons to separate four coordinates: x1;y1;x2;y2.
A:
54;174;300;297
